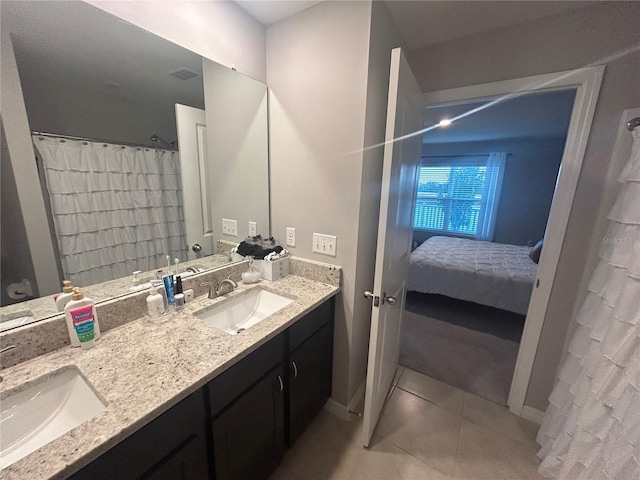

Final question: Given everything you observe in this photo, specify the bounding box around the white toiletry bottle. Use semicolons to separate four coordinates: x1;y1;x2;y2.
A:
64;288;101;349
147;285;165;316
55;280;75;311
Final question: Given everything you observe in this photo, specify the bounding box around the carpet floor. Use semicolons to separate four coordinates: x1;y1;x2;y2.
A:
399;292;526;405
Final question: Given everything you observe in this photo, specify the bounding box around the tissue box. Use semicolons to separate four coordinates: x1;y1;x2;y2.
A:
231;252;290;281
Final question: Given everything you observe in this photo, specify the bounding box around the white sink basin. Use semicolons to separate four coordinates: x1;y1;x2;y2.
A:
195;288;294;335
0;367;106;470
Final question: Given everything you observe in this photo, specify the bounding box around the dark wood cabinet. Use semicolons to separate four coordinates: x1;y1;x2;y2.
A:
70;297;334;480
207;334;285;480
288;323;332;445
210;365;284;480
70;390;208;480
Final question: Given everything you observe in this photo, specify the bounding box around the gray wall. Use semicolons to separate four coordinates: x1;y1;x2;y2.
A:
417;137;566;246
408;1;640;410
267;0;403;406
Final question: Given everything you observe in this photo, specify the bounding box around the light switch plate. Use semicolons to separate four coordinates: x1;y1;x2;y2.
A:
222;218;237;236
248;221;257;236
286;227;296;247
312;233;337;257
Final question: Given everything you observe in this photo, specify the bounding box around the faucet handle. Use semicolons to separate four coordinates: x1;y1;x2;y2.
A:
227;272;240;287
200;282;217;299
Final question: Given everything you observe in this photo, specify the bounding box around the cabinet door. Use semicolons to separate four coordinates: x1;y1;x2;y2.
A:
289;323;332;445
212;365;284;480
141;434;208;480
69;390;208;480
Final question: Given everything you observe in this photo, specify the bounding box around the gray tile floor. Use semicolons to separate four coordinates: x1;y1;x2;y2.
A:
270;367;545;479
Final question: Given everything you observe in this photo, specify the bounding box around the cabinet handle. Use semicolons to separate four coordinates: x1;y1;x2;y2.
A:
277;375;284;392
291;361;298;378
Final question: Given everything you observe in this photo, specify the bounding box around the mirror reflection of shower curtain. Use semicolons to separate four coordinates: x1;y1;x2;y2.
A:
33;135;188;287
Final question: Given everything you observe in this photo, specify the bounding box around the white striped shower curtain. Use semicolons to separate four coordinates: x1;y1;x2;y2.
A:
34;135;188;287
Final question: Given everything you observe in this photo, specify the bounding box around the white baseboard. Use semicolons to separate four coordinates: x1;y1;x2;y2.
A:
324;379;367;421
520;405;545;425
324;398;350;420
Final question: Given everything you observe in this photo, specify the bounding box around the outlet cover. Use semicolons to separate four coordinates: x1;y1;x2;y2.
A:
248;221;257;236
222;218;237;236
286;227;296;247
312;233;337;257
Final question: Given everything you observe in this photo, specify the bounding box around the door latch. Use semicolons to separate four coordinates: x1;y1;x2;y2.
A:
363;291;380;307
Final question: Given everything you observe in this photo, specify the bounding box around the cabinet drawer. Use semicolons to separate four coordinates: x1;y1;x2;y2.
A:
289;298;334;352
208;334;284;417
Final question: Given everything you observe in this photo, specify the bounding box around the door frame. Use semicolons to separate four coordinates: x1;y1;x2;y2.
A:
417;66;604;416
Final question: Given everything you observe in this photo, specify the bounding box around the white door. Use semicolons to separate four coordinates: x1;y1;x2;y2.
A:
175;104;214;259
362;48;423;447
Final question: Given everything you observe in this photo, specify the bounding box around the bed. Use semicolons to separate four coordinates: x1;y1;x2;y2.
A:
407;236;538;315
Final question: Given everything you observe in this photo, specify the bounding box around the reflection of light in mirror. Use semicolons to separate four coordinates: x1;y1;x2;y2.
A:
437;119;452;127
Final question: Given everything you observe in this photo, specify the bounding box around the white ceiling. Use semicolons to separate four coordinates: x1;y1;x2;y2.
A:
235;0;324;25
422;89;576;144
236;1;597;49
2;1;205;109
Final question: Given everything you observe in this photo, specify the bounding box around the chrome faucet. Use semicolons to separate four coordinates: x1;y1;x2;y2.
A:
217;278;237;295
200;282;218;299
1;344;16;383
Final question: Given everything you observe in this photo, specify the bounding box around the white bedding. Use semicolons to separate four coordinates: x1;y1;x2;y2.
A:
407;236;538;315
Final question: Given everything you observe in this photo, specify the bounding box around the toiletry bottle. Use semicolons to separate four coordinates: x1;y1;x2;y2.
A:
64;288;101;349
146;285;165;316
163;273;175;305
55;280;75;311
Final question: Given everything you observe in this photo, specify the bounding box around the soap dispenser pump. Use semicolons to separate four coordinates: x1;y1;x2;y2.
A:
64;288;101;349
146;284;166;317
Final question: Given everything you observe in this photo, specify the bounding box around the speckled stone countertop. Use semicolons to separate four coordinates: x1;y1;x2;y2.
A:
0;274;339;480
0;252;234;328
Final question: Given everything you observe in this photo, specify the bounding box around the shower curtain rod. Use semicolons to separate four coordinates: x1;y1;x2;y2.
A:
31;131;178;151
627;117;640;131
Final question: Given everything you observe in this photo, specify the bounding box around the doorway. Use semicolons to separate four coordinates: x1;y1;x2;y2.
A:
400;89;576;406
402;66;604;418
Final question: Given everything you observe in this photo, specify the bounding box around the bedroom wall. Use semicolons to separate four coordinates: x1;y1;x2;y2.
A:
408;1;640;411
415;137;566;247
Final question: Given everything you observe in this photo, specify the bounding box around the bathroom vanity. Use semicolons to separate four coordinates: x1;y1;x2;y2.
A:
0;262;339;480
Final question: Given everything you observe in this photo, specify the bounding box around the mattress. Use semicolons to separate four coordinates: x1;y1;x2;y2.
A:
407;236;538;315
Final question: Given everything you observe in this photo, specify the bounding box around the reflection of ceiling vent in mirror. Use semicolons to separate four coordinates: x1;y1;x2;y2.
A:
167;68;199;80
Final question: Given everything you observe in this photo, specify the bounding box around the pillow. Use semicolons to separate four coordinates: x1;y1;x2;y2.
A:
529;240;543;264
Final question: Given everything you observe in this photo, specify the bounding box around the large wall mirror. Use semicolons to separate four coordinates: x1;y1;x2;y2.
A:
0;1;269;328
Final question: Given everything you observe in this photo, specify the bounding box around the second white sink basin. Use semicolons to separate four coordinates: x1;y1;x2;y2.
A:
195;288;294;335
0;366;106;470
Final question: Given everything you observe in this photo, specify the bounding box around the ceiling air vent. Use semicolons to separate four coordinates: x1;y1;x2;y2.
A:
167;68;199;81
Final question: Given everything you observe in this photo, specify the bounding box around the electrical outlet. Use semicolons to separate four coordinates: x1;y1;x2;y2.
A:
222;218;237;236
248;221;257;236
312;233;337;257
286;227;296;247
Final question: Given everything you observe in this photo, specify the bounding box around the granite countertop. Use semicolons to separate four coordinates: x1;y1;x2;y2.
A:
0;275;339;480
0;253;234;328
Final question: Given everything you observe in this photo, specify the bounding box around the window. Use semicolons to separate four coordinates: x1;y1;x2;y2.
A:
413;153;506;240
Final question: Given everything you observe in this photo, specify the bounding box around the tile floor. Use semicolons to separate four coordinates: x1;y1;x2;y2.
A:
270;367;545;480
